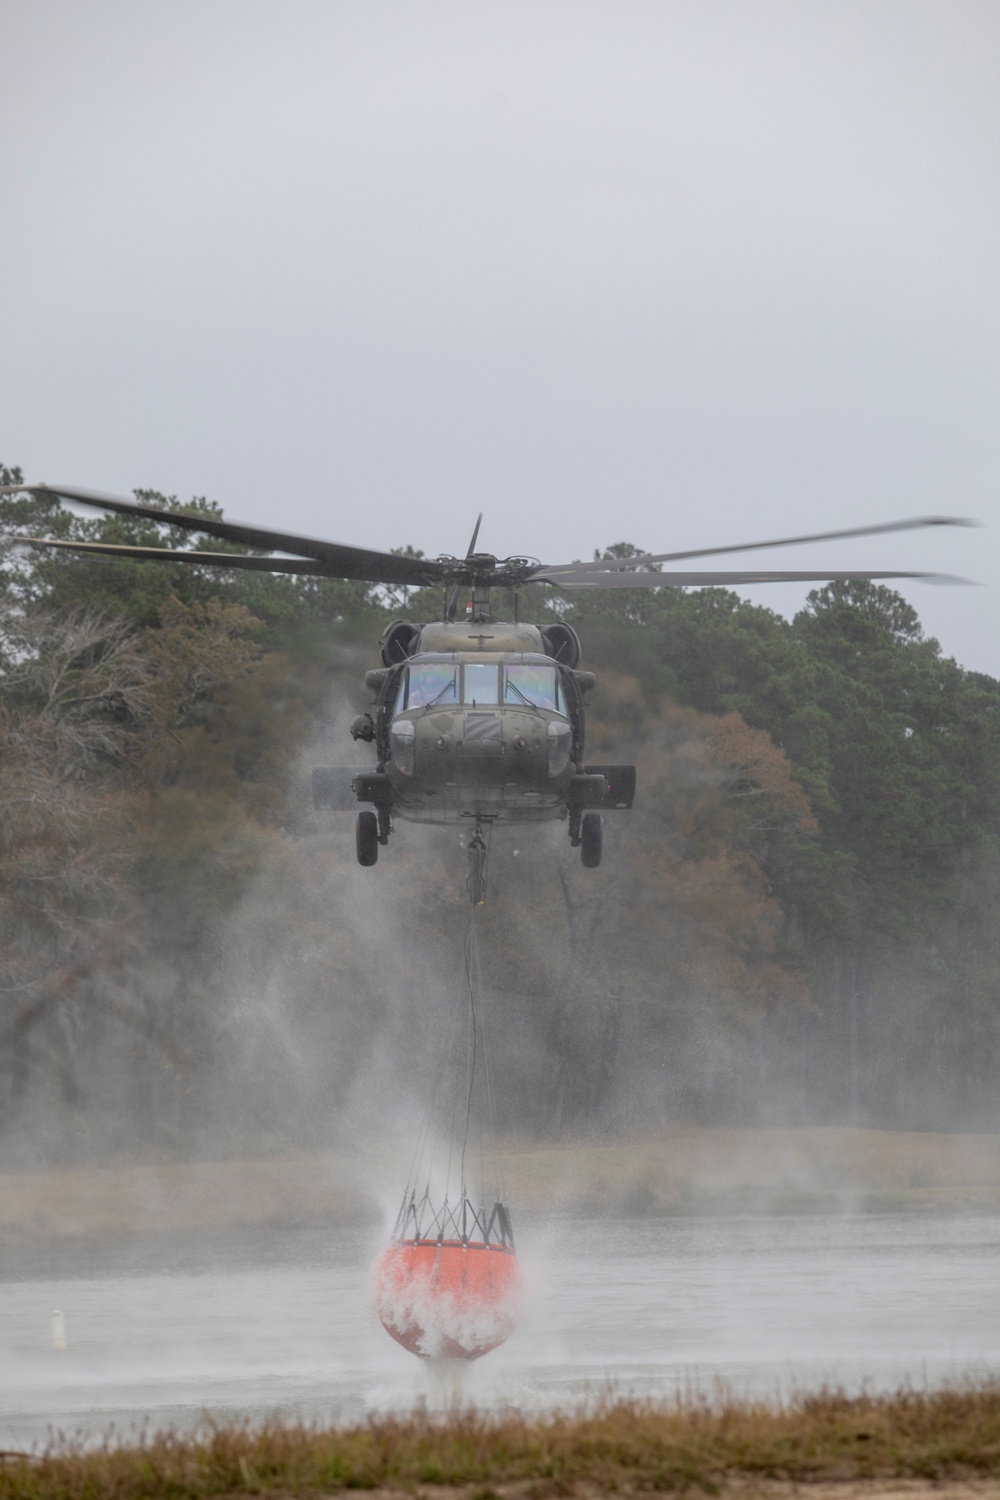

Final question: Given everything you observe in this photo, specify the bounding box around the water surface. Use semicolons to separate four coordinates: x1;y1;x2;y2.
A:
2;1213;999;1446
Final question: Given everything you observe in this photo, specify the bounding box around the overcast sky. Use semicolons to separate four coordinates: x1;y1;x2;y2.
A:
2;1;998;670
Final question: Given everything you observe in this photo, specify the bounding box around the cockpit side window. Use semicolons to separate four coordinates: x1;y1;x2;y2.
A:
403;663;459;710
503;663;562;713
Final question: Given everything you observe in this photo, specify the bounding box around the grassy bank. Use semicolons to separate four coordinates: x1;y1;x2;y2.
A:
3;1127;1000;1244
508;1127;1000;1218
6;1387;1000;1496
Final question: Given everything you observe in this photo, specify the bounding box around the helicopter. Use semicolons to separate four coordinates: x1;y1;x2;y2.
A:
0;482;973;902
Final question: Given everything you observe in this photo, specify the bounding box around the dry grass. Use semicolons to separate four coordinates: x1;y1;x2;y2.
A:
0;1152;368;1244
506;1128;1000;1217
5;1127;1000;1244
6;1386;1000;1498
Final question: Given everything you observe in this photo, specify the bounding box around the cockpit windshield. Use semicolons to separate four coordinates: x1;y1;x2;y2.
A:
464;663;499;705
504;663;562;712
403;663;459;709
397;660;565;713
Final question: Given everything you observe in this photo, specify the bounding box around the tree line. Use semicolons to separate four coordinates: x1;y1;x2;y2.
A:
1;464;998;1165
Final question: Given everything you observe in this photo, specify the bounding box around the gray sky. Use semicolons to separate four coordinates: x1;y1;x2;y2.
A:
2;0;998;670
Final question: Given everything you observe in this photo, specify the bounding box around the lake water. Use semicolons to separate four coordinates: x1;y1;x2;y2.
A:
2;1213;1000;1448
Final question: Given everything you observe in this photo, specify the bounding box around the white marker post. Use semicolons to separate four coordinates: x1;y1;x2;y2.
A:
50;1309;67;1350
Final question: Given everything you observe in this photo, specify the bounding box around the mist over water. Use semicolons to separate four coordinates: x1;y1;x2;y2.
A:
3;1;1000;1450
5;652;1000;1448
4;1213;1000;1448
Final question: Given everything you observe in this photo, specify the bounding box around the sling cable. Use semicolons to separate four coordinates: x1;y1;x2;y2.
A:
372;907;521;1360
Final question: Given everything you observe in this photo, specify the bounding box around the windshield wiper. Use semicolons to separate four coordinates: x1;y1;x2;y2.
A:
424;676;458;708
505;680;538;708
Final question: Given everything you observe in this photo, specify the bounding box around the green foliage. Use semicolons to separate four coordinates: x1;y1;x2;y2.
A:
3;473;1000;1148
555;571;1000;1126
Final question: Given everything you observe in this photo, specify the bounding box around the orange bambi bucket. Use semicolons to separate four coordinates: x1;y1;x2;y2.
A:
372;1236;522;1359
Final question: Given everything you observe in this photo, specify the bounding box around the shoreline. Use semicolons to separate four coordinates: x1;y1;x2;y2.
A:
2;1125;1000;1244
5;1389;1000;1497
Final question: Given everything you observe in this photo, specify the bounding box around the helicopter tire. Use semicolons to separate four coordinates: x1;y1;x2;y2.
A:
356;810;379;866
580;812;603;869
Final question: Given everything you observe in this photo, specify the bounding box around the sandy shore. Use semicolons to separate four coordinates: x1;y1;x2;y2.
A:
4;1472;998;1498
1;1126;999;1243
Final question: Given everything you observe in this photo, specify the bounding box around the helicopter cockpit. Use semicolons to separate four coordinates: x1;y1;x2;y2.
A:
384;652;579;795
393;655;567;715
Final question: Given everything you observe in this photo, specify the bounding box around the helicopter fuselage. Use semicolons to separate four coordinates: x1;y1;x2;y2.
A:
312;616;634;886
379;648;581;826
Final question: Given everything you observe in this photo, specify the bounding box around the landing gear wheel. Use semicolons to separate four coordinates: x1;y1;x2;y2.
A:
581;812;603;868
356;810;379;866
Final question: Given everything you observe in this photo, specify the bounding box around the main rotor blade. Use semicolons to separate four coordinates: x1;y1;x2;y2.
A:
537;515;978;576
445;511;487;620
466;513;484;557
540;568;970;589
12;537;331;574
0;482;449;587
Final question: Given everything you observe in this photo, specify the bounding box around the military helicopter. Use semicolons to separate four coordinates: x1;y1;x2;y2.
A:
0;482;973;902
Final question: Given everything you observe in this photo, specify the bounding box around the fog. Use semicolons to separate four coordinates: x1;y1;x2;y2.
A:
5;1216;1000;1446
1;1;998;667
2;3;1000;1431
3;652;1000;1439
3;652;998;1176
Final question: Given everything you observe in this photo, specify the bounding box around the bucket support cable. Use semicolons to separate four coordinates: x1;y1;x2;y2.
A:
391;902;513;1251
